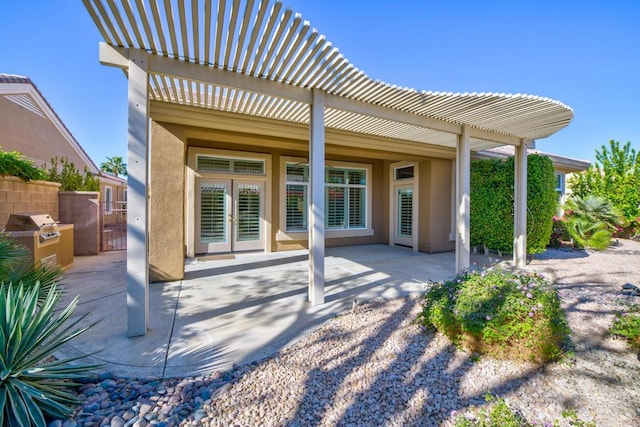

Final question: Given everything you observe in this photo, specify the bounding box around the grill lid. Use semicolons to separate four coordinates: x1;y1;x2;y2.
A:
5;213;58;232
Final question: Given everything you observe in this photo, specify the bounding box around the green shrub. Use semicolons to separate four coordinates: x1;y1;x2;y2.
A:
470;154;557;255
520;155;557;254
453;395;597;427
0;150;46;182
454;395;529;427
419;269;570;363
42;157;100;192
563;195;623;250
0;282;99;425
470;159;513;251
611;305;640;349
568;140;639;223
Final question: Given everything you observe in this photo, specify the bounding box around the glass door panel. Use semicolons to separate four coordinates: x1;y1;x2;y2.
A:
196;180;231;253
196;179;265;254
232;181;265;251
395;186;413;247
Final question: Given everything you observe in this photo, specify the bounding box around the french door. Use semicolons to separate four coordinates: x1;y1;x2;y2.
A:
196;179;265;254
394;185;414;247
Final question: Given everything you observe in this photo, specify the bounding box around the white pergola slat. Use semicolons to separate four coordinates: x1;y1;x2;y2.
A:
85;0;573;336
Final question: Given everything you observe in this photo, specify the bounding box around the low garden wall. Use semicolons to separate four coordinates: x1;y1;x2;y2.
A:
0;176;60;226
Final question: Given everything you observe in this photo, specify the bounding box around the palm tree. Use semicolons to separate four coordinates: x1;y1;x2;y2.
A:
100;155;127;177
564;195;623;232
563;195;624;250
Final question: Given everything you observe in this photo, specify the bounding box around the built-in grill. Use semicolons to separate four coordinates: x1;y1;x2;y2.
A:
5;213;74;270
6;213;61;241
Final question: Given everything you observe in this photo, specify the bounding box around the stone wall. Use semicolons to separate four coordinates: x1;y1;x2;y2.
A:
0;176;60;226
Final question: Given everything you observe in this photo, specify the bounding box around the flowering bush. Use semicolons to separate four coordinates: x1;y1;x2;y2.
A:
419;269;570;363
549;216;569;248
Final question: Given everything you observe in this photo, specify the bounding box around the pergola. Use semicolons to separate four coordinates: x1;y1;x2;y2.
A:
83;0;573;336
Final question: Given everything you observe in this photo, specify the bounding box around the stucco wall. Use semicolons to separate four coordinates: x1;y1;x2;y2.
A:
0;176;60;226
147;113;459;276
0;96;89;168
149;122;185;282
58;191;100;255
418;159;455;253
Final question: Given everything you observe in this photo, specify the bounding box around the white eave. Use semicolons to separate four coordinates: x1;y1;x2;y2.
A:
83;0;574;150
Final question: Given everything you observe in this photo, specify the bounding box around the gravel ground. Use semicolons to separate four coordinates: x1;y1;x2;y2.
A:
61;240;640;427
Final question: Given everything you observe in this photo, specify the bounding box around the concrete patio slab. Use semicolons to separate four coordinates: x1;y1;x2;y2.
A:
55;245;497;379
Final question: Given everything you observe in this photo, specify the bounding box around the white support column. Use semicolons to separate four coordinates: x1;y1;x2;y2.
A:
308;89;325;305
455;125;471;273
126;50;150;337
513;140;529;268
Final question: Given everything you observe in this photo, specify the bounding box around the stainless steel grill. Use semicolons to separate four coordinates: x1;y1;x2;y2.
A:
6;213;61;242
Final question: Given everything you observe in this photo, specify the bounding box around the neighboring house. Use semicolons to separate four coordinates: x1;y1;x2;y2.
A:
84;0;577;336
0;74;127;218
476;145;590;207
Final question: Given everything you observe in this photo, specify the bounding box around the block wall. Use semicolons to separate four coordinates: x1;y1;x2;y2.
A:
0;176;60;226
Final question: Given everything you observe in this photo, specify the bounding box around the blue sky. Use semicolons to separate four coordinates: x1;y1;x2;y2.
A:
2;1;639;166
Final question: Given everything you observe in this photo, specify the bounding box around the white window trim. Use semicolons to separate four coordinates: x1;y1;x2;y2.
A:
104;185;113;214
389;161;419;251
186;147;272;257
277;156;374;241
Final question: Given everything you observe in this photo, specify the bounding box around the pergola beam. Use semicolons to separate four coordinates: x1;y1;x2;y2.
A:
98;43;524;146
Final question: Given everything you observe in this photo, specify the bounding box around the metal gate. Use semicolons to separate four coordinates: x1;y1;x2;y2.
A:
100;201;127;251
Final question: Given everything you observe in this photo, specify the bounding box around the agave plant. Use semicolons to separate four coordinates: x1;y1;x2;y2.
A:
0;282;99;426
0;233;61;305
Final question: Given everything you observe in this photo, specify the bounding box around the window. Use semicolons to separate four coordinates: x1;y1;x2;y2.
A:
555;173;564;201
555;174;563;192
285;164;308;231
326;168;366;230
284;163;368;232
197;156;265;175
395;166;414;180
104;186;113;213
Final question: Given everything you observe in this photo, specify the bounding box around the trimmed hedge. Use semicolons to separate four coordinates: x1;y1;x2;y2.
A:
470;154;556;255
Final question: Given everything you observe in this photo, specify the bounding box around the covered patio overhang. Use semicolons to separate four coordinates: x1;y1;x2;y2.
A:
83;0;573;336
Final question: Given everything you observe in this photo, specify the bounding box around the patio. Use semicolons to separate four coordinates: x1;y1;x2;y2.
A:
55;245;497;379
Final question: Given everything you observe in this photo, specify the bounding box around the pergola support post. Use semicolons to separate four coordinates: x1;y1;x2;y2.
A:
513;140;529;268
308;89;325;305
455;125;471;273
126;50;150;337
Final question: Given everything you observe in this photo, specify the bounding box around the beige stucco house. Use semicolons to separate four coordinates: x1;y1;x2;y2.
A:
0;74;127;214
84;0;576;336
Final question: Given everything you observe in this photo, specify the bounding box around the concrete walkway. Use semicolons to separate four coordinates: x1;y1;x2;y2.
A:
55;245;496;379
